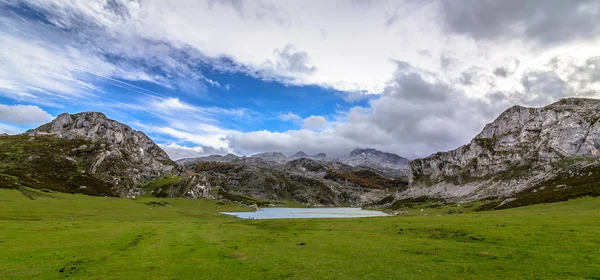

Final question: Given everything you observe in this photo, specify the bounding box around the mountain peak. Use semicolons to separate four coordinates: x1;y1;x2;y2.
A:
27;111;179;173
343;148;409;171
292;151;309;157
349;148;383;157
21;111;182;197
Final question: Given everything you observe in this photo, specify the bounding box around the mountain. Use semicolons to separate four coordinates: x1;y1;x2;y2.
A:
342;148;410;172
178;148;408;173
250;152;288;163
288;151;334;161
289;151;309;160
7;112;183;197
405;98;600;205
170;157;408;206
168;148;410;206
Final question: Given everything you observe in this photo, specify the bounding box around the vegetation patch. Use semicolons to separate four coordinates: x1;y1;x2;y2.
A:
144;201;171;207
324;169;407;190
0;135;116;196
476;163;600;211
406;228;468;240
475;136;497;151
194;161;237;173
217;189;270;207
389;196;443;210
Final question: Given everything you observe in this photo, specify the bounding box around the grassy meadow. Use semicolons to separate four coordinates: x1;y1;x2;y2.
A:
1;188;600;279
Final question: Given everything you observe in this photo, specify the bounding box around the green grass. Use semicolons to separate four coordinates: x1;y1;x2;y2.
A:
1;189;600;279
139;175;182;197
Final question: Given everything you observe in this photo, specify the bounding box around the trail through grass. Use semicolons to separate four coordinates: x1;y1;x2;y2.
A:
1;189;599;279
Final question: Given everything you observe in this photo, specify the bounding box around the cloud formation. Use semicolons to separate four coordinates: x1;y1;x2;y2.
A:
440;0;600;46
2;1;600;160
0;104;52;125
302;115;327;130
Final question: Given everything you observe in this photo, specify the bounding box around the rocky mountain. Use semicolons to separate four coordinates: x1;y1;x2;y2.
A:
342;148;410;173
178;148;408;175
405;98;600;203
250;152;288;163
166;148;411;206
167;157;408;206
19;112;183;196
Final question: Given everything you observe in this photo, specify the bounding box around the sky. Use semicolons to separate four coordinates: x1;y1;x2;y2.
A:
1;0;600;160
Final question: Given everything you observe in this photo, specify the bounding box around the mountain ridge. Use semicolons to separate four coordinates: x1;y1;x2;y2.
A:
177;147;410;175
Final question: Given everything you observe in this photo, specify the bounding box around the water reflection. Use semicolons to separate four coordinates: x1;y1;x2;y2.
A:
222;207;388;219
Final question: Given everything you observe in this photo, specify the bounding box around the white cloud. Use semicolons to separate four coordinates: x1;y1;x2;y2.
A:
0;103;52;125
278;112;301;121
151;98;198;112
0;122;21;134
158;143;228;160
302;115;327;130
4;1;600;98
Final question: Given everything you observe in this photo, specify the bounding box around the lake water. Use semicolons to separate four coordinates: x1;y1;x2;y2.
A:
221;207;389;219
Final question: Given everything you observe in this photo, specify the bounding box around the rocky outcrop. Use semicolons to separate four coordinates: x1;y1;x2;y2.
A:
26;112;183;196
250;152;288;163
405;98;600;201
162;175;217;199
342;148;410;173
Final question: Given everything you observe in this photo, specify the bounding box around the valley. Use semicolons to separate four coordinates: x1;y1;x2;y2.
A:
2;2;599;279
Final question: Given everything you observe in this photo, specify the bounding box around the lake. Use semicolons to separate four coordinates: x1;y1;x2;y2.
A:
221;207;389;219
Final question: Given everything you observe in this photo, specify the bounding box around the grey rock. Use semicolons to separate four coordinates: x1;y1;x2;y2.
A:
342;148;410;176
250;152;288;163
404;98;600;201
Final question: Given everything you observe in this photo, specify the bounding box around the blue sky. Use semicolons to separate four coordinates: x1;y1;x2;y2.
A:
1;1;600;159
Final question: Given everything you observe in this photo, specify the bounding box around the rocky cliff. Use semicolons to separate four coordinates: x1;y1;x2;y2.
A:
25;112;183;196
405;98;600;201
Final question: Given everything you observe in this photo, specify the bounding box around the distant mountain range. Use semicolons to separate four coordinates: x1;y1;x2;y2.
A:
177;147;410;176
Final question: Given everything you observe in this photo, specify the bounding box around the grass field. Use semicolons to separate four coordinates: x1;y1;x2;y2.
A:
1;188;600;279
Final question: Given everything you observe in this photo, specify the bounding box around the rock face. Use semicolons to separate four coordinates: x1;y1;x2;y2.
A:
342;148;410;172
405;98;600;201
27;112;183;196
250;152;288;163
